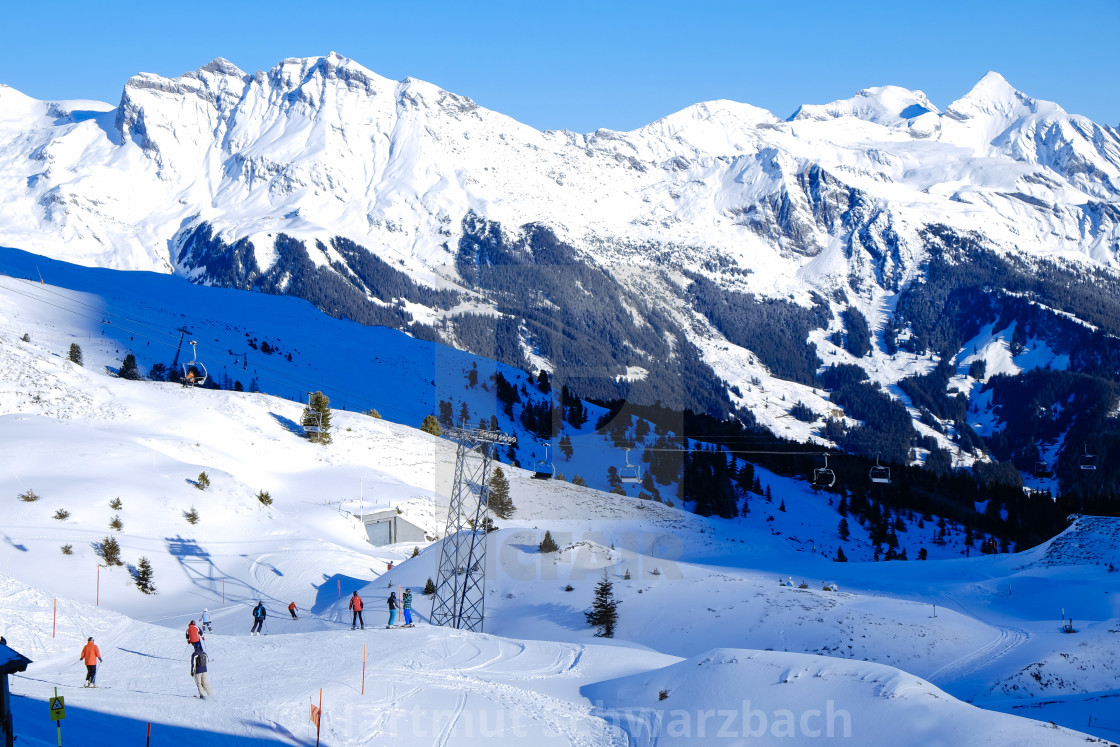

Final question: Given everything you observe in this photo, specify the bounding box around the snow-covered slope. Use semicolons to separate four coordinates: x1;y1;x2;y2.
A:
2;273;1120;745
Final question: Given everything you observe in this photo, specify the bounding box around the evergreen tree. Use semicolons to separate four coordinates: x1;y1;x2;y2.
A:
838;518;850;540
459;401;470;425
835;547;848;562
572;475;586;487
438;400;454;427
585;571;619;638
421;414;443;436
196;471;210;490
68;343;83;366
99;535;123;566
133;556;157;594
119;353;142;380
302;391;333;444
487;466;515;519
558;434;574;460
424;577;436;595
257;490;273;506
607;466;623;492
184;506;200;525
538;530;559;553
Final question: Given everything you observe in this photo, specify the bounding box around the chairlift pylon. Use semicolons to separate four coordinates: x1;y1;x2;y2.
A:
531;442;555;480
869;453;891;485
812;454;836;489
180;341;208;386
620;448;642;484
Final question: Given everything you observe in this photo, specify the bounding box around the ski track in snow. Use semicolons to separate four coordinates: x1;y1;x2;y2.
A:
926;624;1030;696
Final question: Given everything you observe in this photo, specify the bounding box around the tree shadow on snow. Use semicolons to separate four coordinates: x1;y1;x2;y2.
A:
269;411;304;436
11;693;294;746
312;573;372;617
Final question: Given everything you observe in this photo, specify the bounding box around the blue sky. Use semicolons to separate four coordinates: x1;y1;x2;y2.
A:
2;0;1117;132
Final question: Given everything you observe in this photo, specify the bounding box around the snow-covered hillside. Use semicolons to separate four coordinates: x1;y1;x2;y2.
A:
2;269;1120;745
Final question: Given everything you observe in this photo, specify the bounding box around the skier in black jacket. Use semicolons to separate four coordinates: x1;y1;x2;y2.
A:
250;601;266;635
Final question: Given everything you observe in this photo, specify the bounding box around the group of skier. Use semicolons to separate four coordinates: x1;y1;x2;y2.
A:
350;589;413;629
76;588;416;696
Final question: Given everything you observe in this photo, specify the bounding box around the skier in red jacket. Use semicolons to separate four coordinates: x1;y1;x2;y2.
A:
348;591;364;629
186;620;204;653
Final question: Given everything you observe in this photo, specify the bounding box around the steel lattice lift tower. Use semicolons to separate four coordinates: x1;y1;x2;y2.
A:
430;425;516;632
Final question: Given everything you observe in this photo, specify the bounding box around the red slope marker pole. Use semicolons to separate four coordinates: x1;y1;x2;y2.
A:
316;688;323;747
146;722;151;747
337;579;341;600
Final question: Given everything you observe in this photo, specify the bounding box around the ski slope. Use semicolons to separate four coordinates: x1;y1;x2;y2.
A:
2;260;1120;744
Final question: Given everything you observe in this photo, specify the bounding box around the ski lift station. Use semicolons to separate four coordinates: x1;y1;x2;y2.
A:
359;508;427;547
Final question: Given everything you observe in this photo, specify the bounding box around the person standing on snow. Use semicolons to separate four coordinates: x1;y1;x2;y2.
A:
190;648;213;699
80;637;102;687
288;601;298;620
186;620;205;652
250;601;267;635
200;608;213;633
387;591;399;628
402;589;413;627
348;591;364;630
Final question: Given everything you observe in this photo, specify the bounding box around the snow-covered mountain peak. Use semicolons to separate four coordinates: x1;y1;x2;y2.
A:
789;84;939;127
945;71;1040;123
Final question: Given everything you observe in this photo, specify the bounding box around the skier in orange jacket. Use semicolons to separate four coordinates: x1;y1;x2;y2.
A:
80;637;102;687
288;601;298;620
186;620;204;653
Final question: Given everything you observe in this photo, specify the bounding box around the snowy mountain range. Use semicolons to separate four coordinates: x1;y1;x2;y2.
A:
3;53;1120;494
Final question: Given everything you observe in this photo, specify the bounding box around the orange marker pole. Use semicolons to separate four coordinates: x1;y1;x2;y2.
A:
361;644;366;695
316;688;323;747
337;579;341;600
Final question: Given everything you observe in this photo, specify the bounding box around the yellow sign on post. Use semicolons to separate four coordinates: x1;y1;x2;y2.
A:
49;695;66;721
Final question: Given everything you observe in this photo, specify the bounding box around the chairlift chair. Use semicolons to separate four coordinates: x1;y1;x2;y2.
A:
1078;449;1098;471
531;443;555;480
1033;460;1053;478
302;392;322;433
620;448;642;484
180;341;208;386
869;454;891;485
812;454;836;489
